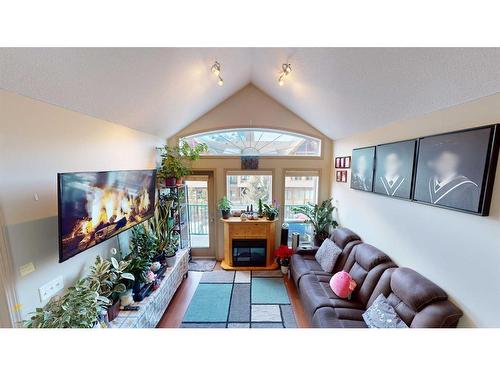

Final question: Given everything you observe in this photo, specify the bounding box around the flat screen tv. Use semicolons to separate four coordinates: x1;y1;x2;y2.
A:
58;169;157;262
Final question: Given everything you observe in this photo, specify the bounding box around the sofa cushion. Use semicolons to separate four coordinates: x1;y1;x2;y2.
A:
311;307;368;328
315;238;342;273
363;294;408;328
331;227;361;248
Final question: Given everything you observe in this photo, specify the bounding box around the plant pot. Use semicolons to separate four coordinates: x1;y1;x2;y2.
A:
165;177;177;186
314;232;328;246
166;254;176;267
221;209;230;220
267;214;276;221
177;177;184;185
107;299;121;322
281;265;289;275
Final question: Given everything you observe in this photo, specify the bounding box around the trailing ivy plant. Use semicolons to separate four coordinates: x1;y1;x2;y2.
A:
24;278;109;328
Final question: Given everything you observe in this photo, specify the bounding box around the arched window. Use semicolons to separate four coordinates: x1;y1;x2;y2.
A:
180;128;321;157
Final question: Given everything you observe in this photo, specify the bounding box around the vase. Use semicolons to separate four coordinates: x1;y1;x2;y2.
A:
119;289;134;307
166;254;176;267
107;299;121;322
281;265;289;275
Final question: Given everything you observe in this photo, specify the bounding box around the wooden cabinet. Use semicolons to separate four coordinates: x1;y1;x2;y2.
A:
221;217;278;270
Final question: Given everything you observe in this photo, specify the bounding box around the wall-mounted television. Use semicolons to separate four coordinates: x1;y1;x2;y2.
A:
58;169;157;262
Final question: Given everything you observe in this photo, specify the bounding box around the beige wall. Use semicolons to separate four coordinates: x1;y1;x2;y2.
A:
170;84;333;259
0;90;162;323
332;93;500;327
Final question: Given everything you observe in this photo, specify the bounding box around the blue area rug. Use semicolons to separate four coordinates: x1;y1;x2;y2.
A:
251;277;290;304
182;284;233;322
181;270;296;328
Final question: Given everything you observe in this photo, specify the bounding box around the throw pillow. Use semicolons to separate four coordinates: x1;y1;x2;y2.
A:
330;271;357;299
362;294;408;328
314;238;342;273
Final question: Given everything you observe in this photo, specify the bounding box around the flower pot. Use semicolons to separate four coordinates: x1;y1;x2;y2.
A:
107;298;121;322
165;177;177;186
177;177;184;185
314;232;328;246
119;289;134;307
281;265;289;275
166;254;176;267
267;214;276;221
221;209;230;220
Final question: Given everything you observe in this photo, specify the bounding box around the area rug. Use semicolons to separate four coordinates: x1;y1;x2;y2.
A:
181;270;297;328
188;259;217;272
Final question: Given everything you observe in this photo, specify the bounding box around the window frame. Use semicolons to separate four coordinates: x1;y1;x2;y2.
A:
224;169;275;210
179;127;324;159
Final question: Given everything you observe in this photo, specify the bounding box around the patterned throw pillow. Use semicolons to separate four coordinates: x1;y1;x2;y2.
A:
362;294;408;328
314;238;342;273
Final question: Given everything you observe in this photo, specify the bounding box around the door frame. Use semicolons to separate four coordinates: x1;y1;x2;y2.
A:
187;169;217;258
0;206;21;327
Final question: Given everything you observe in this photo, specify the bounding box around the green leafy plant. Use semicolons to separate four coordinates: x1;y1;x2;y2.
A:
123;256;151;285
263;202;279;220
129;224;158;261
86;255;135;303
258;198;264;217
157;141;208;180
291;198;338;245
148;194;173;255
217;196;231;211
25;279;109;328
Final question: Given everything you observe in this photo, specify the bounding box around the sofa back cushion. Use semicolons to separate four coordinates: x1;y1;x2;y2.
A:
371;267;463;328
342;243;395;306
330;227;362;273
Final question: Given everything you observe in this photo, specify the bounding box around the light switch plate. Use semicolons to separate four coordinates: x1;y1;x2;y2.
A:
19;262;36;277
39;276;64;302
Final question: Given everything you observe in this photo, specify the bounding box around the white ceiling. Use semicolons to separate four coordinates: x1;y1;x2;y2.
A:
1;48;500;140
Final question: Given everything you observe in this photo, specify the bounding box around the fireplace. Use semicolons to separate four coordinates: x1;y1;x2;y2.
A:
232;239;267;267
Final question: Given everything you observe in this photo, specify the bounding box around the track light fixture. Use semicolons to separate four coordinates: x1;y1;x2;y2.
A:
278;63;292;86
211;61;224;86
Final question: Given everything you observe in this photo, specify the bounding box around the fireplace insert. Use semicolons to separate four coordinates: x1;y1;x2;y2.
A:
232;239;267;267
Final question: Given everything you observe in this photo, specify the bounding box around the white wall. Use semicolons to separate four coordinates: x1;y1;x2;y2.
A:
332;93;500;328
0;90;162;323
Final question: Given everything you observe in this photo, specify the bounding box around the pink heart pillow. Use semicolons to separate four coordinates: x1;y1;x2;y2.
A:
330;271;357;299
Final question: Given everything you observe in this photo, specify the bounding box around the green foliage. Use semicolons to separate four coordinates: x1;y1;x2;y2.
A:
123;255;151;285
86;255;135;303
24;278;109;328
129;224;158;261
291;198;338;239
157;141;208;180
258;198;263;216
148;195;173;253
217;196;231;211
263;203;279;218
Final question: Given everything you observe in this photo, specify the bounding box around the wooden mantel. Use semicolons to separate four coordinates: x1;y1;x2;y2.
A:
221;217;278;270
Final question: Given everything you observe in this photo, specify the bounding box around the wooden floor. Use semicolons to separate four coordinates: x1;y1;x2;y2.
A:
156;262;311;328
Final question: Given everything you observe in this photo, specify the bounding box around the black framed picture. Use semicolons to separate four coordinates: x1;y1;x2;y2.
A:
413;125;499;215
373;140;417;199
350;146;375;191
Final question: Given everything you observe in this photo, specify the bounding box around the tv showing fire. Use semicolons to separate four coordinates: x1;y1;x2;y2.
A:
58;169;157;262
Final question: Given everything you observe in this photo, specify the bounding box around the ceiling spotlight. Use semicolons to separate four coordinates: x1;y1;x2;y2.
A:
211;61;224;86
278;63;292;86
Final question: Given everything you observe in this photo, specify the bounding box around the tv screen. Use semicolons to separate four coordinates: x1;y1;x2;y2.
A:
58;169;157;262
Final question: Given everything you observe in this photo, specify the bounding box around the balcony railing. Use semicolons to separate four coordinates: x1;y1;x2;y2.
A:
188;203;209;235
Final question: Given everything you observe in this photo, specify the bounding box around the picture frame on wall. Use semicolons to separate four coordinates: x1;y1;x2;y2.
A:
373;140;417;199
350;146;375;191
341;170;348;182
336;170;342;182
335;157;341;168
344;156;351;168
413;125;499;215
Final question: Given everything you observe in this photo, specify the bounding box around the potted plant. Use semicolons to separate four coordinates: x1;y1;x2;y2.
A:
275;245;293;275
86;255;135;322
291;198;338;246
257;198;264;218
218;196;232;219
263;201;280;221
165;230;180;267
123;255;151;301
157;141;208;186
24;278;109;328
149;195;173;264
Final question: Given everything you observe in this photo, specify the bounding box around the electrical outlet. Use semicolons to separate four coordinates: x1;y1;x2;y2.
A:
39;276;64;302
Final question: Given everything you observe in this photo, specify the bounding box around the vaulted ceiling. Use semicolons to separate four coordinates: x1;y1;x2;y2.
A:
1;48;500;140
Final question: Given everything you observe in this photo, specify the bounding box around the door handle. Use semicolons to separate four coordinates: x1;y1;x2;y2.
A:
210;217;215;223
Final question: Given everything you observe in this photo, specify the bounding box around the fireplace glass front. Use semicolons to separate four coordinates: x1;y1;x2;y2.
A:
232;239;267;267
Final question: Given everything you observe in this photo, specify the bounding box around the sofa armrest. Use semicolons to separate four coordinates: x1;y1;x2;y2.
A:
295;246;319;256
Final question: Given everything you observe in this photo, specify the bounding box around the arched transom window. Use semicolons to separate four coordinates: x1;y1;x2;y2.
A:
180;128;321;157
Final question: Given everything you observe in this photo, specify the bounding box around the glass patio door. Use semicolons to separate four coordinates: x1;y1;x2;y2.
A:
185;174;215;258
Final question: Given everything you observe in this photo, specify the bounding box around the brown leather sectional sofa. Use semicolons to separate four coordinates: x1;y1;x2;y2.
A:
291;227;463;328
